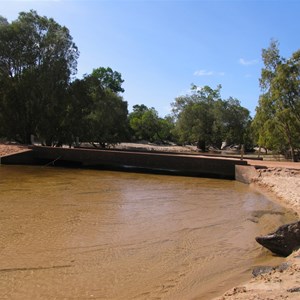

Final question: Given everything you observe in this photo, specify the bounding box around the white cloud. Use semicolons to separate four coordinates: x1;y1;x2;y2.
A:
194;70;225;76
239;58;258;66
194;69;213;76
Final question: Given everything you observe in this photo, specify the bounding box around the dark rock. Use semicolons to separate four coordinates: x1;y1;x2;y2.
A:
276;262;290;272
255;221;300;257
287;287;300;293
252;266;274;277
252;263;291;277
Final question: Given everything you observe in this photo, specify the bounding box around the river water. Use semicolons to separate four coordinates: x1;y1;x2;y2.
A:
0;165;296;299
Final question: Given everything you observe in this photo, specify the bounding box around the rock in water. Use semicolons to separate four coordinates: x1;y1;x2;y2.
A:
256;221;300;257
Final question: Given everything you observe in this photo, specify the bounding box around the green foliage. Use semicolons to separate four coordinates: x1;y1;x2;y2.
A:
91;67;124;93
253;40;300;161
0;10;79;144
86;91;129;147
70;69;129;147
217;97;252;146
1;9;268;153
0;11;129;147
171;85;251;151
158;115;176;143
0;16;8;26
129;105;175;143
60;78;94;145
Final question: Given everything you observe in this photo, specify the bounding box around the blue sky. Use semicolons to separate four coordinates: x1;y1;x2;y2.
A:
1;0;300;117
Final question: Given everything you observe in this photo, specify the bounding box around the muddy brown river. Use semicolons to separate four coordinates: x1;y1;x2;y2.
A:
0;165;296;299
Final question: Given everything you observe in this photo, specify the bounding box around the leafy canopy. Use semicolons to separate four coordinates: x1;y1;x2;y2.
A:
171;85;251;151
0;10;79;144
253;40;300;161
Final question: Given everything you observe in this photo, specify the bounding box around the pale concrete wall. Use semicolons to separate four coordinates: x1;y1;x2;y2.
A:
235;165;258;184
1;146;249;179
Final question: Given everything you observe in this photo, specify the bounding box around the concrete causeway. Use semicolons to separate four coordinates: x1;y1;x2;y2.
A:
1;145;248;179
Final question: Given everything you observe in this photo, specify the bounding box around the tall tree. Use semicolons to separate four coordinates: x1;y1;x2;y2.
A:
129;105;174;143
80;68;129;147
215;97;252;147
0;16;8;26
59;78;94;146
0;10;79;144
253;40;300;161
172;85;220;150
129;105;159;142
171;85;251;151
90;67;124;93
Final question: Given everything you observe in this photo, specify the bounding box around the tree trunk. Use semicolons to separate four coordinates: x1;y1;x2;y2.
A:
197;140;206;152
284;123;297;162
290;146;297;162
45;138;53;146
258;145;261;158
23;132;32;145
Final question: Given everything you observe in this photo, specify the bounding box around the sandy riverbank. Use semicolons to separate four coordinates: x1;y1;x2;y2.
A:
214;166;300;300
1;143;300;299
0;143;28;157
252;167;300;216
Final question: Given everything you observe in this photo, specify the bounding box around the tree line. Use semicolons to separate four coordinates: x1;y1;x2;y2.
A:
0;11;299;161
252;40;300;162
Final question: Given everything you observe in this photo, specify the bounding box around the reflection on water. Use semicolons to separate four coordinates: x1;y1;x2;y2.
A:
0;165;296;299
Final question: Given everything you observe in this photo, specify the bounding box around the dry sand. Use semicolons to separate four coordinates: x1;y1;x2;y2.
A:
1;143;300;299
252;167;300;216
0;143;28;157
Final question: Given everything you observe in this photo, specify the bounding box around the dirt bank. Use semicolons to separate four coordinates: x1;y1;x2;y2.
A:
0;143;28;157
252;167;300;216
215;250;300;300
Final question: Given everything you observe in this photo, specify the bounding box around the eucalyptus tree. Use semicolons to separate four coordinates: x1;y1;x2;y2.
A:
0;16;8;26
78;68;129;147
172;85;219;150
171;85;251;151
129;105;160;142
0;10;79;144
60;78;94;146
216;97;252;147
129;104;175;143
91;67;125;93
253;40;300;161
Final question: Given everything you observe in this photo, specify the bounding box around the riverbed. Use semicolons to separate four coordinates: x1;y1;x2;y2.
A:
0;165;296;299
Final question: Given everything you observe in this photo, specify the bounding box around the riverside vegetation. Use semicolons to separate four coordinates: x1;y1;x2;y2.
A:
0;12;300;161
